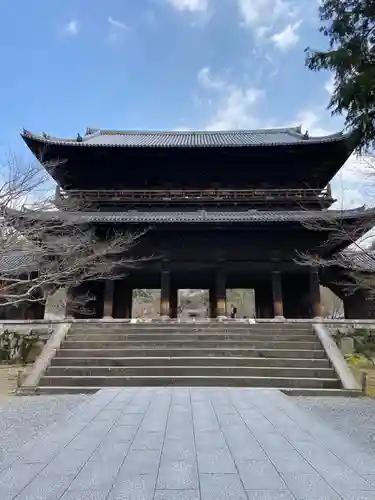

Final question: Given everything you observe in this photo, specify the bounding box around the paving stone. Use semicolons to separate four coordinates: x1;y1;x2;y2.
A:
94;409;123;422
20;441;62;464
60;489;111;500
1;388;375;500
267;452;314;475
14;473;75;500
0;462;45;492
117;413;144;426
122;405;150;414
154;490;201;500
245;492;296;500
165;425;194;440
216;413;244;427
108;474;156;500
281;472;342;500
341;494;375;500
235;460;287;490
365;476;375;488
200;473;248;500
106;425;138;443
89;440;131;463
69;460;123;490
195;431;227;451
132;431;164;451
41;449;91;475
162;439;196;460
157;460;198;490
197;449;236;474
319;467;373;493
121;450;161;475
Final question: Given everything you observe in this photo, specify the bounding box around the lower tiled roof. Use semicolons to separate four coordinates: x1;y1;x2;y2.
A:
0;251;41;274
336;251;375;272
7;207;375;224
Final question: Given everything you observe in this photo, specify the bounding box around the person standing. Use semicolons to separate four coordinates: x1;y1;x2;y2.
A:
230;304;237;319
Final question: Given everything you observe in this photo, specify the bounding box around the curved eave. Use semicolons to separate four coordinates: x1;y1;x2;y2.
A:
4;207;375;226
21;128;353;150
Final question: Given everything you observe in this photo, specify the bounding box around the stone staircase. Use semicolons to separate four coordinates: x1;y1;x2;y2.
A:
37;322;356;395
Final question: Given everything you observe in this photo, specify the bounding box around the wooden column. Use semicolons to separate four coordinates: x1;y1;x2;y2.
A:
271;271;284;318
65;286;76;318
160;270;171;318
124;286;133;319
310;267;322;318
209;288;217;318
169;286;178;319
216;269;227;318
103;280;115;318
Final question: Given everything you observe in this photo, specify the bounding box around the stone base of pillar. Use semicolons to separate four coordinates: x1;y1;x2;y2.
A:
160;315;170;321
217;315;227;321
274;315;285;320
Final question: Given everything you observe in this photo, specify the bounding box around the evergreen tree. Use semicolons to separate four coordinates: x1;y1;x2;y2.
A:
306;0;375;151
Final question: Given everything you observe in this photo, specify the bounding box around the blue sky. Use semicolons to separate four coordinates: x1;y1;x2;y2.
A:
0;0;371;207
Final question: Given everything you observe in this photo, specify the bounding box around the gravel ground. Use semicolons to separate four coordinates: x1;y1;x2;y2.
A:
0;395;88;462
295;396;375;455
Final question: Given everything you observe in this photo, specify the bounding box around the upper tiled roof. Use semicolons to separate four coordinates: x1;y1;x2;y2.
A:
6;207;374;224
21;126;349;148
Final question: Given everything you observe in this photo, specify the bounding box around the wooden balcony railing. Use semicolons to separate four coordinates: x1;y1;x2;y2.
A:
58;188;332;204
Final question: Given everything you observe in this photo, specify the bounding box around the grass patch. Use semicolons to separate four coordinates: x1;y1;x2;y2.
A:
349;359;375;398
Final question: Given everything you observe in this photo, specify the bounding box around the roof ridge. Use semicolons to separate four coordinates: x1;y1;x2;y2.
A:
95;126;303;136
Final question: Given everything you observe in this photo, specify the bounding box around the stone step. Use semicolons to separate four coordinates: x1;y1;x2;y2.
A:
51;356;331;368
37;386;98;395
47;366;336;378
67;333;318;342
62;340;322;350
56;348;326;359
281;388;362;397
36;386;359;397
70;325;314;334
39;375;341;389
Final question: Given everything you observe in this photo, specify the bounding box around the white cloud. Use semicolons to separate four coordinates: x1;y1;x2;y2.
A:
108;16;128;45
63;20;79;36
296;109;333;137
168;0;208;12
237;0;297;40
197;67;225;90
331;155;375;209
325;75;335;95
270;21;301;51
197;68;264;130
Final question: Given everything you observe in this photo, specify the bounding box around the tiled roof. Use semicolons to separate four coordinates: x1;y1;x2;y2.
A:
0;252;40;274
21;126;348;148
336;251;375;272
6;207;375;224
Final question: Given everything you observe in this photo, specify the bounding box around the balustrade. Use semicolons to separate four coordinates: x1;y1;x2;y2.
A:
59;187;332;204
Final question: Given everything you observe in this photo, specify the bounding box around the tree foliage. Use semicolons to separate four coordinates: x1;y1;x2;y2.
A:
306;0;375;151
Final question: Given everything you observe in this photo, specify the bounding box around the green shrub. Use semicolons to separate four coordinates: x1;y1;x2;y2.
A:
0;330;40;364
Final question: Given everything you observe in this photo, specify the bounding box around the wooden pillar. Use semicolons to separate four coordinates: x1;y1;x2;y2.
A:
310;267;322;318
209;288;217;318
160;270;171;318
271;271;284;318
124;286;133;319
169;286;178;319
103;280;115;318
65;286;76;318
216;269;227;318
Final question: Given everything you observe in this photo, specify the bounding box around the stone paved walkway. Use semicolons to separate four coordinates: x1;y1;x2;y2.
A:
0;389;375;500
